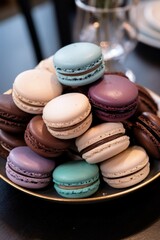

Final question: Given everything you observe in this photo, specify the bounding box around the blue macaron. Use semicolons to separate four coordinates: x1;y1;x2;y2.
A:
53;42;105;87
53;160;100;198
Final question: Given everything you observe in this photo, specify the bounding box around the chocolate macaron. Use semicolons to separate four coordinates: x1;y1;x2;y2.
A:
0;93;33;133
24;115;72;158
0;129;26;158
136;84;158;116
133;112;160;159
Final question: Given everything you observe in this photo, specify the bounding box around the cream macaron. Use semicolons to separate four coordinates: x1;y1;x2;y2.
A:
100;146;150;189
36;55;55;73
42;92;92;139
75;122;130;164
12;69;63;114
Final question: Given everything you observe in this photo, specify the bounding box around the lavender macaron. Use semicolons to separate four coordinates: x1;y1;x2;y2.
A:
5;146;56;189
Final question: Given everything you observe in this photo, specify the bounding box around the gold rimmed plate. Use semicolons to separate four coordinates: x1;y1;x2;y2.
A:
0;89;160;203
0;155;160;203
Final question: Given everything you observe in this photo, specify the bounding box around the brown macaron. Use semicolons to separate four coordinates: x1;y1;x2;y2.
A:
0;93;34;133
24;115;72;158
0;129;26;158
136;84;158;116
133;112;160;159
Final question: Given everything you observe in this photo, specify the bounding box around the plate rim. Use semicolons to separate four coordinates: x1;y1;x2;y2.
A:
0;163;160;203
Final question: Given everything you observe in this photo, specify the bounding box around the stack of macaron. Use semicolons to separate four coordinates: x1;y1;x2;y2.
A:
0;42;159;198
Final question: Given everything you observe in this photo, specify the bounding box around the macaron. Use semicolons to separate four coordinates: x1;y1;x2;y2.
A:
0;129;26;155
100;146;150;189
0;93;33;133
88;73;138;122
76;122;130;164
53;160;100;198
53;42;105;87
135;84;158;116
24;115;72;158
6;146;56;189
36;55;55;73
133;112;160;159
42;92;92;139
12;69;63;114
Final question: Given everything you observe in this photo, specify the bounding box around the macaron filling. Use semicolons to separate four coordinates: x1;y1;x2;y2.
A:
0;115;27;128
54;175;99;190
7;159;52;178
80;132;125;155
135;117;160;153
90;97;138;114
48;112;92;132
0;142;12;151
55;56;104;74
56;64;105;82
6;163;52;186
104;162;150;187
13;90;47;107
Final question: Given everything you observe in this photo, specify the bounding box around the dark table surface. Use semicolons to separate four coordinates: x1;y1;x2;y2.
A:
0;42;160;240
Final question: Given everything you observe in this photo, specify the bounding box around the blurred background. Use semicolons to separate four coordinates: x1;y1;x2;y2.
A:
0;0;75;93
0;0;160;94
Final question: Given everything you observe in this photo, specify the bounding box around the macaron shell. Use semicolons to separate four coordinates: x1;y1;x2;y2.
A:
82;136;130;164
53;160;99;184
53;42;103;70
100;146;149;178
88;74;138;107
103;162;150;189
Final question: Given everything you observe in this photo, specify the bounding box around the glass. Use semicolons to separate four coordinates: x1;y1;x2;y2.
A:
73;0;138;81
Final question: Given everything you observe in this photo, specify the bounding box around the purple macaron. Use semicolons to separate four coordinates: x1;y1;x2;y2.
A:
88;73;138;122
6;146;56;189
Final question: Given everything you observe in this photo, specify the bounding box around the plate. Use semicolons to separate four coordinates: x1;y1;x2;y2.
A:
0;90;160;203
134;1;160;48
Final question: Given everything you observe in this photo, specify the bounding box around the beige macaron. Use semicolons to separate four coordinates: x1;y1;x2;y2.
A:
75;122;130;164
100;146;150;189
35;55;55;73
42;92;92;139
12;69;62;114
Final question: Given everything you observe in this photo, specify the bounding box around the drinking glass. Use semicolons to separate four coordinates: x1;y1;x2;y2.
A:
73;0;138;81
